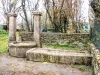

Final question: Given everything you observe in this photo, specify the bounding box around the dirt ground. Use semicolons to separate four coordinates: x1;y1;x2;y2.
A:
0;53;92;75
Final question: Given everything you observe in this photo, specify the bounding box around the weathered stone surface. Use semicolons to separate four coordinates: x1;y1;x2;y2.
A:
26;48;92;65
91;25;100;49
33;11;42;48
9;42;37;58
19;32;90;50
91;0;100;22
91;0;100;49
41;33;90;44
8;13;17;42
19;32;34;41
90;44;100;75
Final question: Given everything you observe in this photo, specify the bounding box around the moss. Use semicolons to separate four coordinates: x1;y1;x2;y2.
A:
78;66;86;71
71;65;91;72
16;32;19;38
71;64;75;68
84;41;91;47
91;66;95;75
43;44;80;50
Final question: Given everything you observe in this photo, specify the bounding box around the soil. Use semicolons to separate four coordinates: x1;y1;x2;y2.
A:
0;53;92;75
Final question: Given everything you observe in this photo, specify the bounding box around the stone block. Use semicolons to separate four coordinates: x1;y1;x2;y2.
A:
26;48;92;65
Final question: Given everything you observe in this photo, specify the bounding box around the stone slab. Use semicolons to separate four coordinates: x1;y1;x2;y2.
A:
9;42;37;58
26;48;92;65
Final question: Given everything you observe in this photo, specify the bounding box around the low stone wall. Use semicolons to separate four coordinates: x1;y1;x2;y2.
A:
19;32;90;50
41;32;90;50
91;25;100;49
41;32;89;44
91;44;100;75
19;32;34;41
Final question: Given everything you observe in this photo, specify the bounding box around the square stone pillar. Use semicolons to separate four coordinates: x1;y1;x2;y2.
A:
8;13;17;42
33;11;42;48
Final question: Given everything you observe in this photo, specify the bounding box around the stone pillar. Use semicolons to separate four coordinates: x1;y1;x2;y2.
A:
8;13;17;42
33;11;42;47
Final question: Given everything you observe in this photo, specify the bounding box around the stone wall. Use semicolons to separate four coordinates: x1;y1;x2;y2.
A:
91;24;100;49
90;44;100;75
41;33;90;50
91;0;100;49
19;32;90;50
19;32;34;41
41;33;90;44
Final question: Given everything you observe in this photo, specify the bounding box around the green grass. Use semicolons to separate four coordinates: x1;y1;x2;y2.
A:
0;30;8;53
78;66;87;71
71;64;92;72
44;44;80;50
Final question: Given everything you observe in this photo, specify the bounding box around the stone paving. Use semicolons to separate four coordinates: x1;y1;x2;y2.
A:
0;53;92;75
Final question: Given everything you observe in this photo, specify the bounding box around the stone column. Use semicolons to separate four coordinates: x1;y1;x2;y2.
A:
8;13;17;42
33;11;42;47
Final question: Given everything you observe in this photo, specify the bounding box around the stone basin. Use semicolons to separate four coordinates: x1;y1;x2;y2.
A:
9;42;36;47
9;41;37;58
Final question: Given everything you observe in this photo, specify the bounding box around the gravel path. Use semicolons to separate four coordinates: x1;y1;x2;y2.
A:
0;53;92;75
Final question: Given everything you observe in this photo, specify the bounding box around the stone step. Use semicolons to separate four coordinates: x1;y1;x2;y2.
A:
26;48;92;65
9;41;37;58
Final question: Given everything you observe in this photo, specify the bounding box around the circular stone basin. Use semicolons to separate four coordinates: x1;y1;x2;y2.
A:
9;41;36;47
9;41;37;58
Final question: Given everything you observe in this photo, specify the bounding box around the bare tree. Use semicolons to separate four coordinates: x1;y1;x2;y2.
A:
21;0;30;31
0;0;40;31
19;0;40;31
44;0;78;32
0;0;20;30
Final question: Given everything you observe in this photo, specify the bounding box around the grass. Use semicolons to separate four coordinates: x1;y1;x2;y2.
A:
43;44;80;50
78;66;87;71
71;64;92;72
0;30;8;53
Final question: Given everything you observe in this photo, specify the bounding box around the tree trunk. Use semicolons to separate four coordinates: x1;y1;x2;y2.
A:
22;0;30;31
